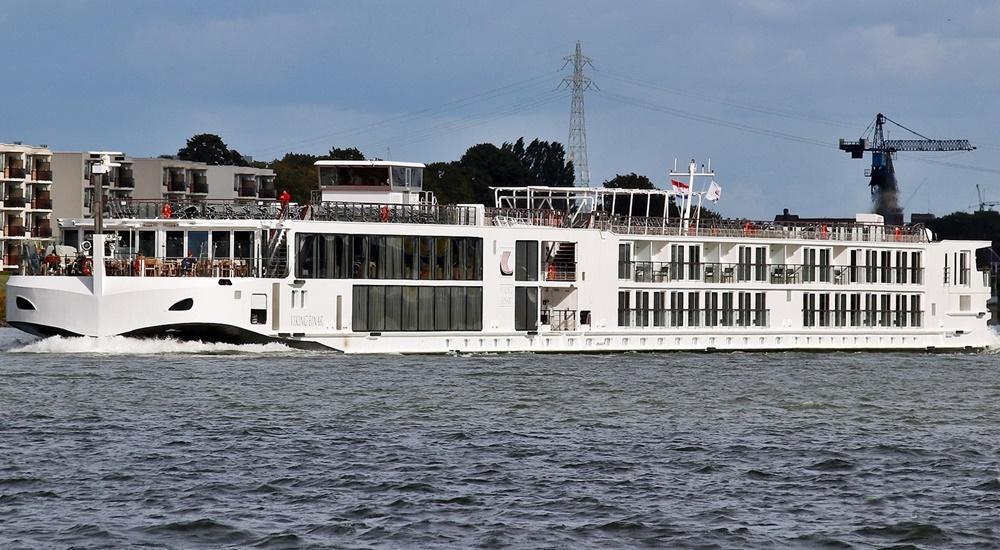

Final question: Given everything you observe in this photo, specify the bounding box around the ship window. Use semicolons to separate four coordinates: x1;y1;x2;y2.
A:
168;298;193;311
138;231;156;257
234;231;254;259
188;231;208;258
212;231;230;259
295;234;483;282
515;240;538;281
514;287;538;331
166;231;184;259
353;285;481;332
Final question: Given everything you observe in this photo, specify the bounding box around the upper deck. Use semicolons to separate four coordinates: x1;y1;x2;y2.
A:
98;188;929;245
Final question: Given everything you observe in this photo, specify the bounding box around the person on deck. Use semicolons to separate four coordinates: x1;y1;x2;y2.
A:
181;251;196;276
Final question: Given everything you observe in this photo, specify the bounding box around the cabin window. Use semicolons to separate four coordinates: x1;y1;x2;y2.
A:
515;240;539;281
618;243;632;279
514;286;538;331
617;291;630;327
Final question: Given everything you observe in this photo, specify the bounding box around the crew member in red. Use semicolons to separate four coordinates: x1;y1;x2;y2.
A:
279;189;292;216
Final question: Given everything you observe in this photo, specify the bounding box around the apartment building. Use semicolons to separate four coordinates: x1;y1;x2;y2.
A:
1;143;54;270
130;158;276;203
52;151;135;223
52;154;276;231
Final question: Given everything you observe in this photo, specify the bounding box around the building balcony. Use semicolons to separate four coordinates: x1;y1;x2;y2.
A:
33;225;53;238
258;187;277;199
5;225;25;237
168;180;188;193
33;169;53;181
4;167;26;179
118;175;135;188
192;182;210;194
4;196;26;208
238;184;257;197
33;198;53;210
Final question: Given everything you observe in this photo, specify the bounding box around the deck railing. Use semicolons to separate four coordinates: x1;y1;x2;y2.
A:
22;254;279;278
618;261;925;285
102;199;478;226
541;309;577;331
485;207;928;243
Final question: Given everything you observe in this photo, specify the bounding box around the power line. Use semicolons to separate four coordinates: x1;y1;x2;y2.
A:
599;69;858;129
255;70;560;157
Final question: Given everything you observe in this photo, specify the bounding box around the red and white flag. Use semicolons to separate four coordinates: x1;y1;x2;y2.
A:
670;179;690;194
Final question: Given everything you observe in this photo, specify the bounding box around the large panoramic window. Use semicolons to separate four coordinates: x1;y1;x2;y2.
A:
296;233;483;281
352;285;482;332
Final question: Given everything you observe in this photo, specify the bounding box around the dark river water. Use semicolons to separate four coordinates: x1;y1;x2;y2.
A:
2;328;1000;549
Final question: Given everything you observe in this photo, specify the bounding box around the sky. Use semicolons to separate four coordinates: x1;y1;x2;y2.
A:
3;0;1000;219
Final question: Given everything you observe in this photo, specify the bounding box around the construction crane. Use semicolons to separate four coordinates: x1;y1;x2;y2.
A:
839;113;975;225
976;184;1000;212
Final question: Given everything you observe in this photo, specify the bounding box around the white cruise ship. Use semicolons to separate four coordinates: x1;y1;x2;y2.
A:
5;158;996;353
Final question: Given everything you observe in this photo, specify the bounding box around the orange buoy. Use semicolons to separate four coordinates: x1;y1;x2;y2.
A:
380;205;390;222
161;203;173;218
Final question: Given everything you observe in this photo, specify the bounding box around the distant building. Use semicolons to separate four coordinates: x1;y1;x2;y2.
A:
130;158;276;202
51;154;277;239
910;213;935;225
52;151;135;223
1;143;54;270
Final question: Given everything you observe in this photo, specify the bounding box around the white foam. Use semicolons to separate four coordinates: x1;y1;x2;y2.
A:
9;334;295;355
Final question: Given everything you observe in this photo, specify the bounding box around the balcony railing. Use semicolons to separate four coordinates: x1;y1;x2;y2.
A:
258;187;277;199
34;169;53;181
238;184;257;197
24;254;274;279
33;226;53;238
541;309;577;331
167;180;188;193
5;225;25;237
618;261;925;286
5;167;26;179
192;182;210;194
543;261;576;281
118;175;135;188
32;198;53;210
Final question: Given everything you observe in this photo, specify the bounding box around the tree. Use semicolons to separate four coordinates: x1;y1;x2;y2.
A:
458;143;534;204
328;147;365;160
177;133;248;166
501;137;574;187
423;161;475;205
269;153;320;203
927;210;1000;253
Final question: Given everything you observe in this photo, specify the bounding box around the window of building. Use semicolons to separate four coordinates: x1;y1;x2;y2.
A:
618;290;631;327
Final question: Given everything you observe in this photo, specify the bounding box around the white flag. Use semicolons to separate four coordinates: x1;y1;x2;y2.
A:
706;180;722;202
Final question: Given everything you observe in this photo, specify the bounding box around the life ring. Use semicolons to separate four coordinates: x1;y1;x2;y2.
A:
894;227;902;241
380;205;390;222
547;262;557;280
743;222;755;236
162;203;173;219
82;259;92;276
820;224;828;239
